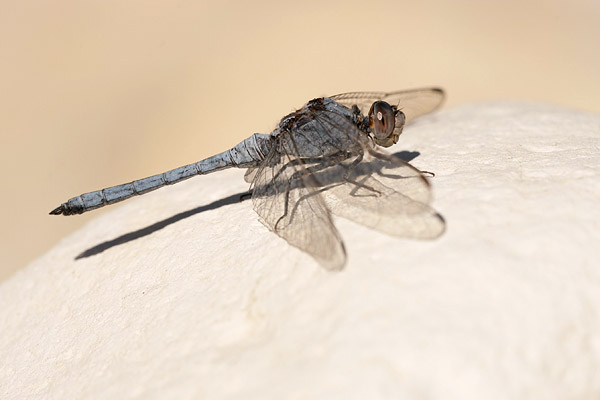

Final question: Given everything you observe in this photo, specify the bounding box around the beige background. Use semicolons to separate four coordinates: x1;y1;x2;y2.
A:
1;0;599;281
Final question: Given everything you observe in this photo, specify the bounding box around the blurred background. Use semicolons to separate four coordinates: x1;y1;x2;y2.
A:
1;0;599;281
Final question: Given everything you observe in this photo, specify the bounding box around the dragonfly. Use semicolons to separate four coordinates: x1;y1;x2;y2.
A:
51;88;446;270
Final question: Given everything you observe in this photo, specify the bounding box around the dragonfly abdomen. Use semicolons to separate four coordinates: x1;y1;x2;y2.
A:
50;133;272;216
226;133;271;167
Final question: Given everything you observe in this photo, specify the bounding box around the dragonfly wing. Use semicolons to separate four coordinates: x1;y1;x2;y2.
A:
250;143;346;270
330;87;445;123
319;150;445;239
305;108;445;239
244;168;258;183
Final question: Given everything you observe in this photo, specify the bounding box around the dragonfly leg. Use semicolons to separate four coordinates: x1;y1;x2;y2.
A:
272;152;351;184
345;175;382;197
273;152;353;230
274;188;291;231
341;151;363;181
288;152;353;183
269;156;326;184
366;146;435;180
333;151;383;197
287;184;340;225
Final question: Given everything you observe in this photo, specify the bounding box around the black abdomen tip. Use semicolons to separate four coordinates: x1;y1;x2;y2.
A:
49;204;66;215
49;199;84;216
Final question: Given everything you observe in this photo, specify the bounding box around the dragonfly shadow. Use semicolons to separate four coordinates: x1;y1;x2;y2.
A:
75;191;251;260
75;150;423;261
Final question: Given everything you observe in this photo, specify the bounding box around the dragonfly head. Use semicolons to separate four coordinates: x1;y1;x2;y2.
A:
368;101;405;147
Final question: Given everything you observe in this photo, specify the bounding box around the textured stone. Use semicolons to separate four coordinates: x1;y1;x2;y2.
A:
1;103;599;399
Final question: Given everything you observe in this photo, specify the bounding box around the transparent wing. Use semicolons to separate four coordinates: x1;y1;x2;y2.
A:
250;98;443;270
244;168;258;183
317;151;445;239
306;108;445;238
330;87;445;123
250;141;346;270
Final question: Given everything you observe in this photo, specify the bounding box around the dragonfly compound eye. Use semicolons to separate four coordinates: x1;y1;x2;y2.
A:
369;101;395;141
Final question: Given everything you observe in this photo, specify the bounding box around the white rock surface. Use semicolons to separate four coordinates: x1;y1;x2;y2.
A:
1;102;599;399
